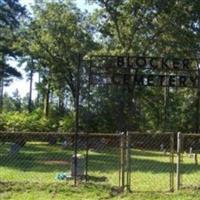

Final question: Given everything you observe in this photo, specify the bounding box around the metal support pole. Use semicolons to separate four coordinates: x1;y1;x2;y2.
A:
196;68;200;133
85;57;92;182
126;131;131;192
120;132;125;190
170;133;174;192
119;133;121;188
74;54;81;186
85;133;89;182
176;132;181;190
164;84;169;131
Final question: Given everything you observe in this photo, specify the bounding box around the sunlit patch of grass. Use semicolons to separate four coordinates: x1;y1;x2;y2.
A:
1;142;200;199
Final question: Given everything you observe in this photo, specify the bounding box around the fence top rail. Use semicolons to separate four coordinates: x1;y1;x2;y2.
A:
0;131;121;137
85;132;121;137
182;133;200;137
0;131;175;136
128;131;174;135
0;131;73;135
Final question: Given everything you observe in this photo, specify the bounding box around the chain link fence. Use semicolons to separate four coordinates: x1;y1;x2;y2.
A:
86;134;120;186
129;132;174;192
1;131;200;192
0;132;121;187
179;133;200;189
0;132;74;183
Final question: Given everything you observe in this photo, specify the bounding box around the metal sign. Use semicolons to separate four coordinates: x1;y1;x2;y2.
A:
88;56;200;88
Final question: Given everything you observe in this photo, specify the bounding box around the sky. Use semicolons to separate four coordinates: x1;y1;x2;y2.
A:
20;0;99;12
4;0;98;98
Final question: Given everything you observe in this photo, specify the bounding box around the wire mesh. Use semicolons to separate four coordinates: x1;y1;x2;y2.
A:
0;132;121;187
180;134;200;189
129;132;174;192
0;132;74;183
86;134;121;186
0;132;177;192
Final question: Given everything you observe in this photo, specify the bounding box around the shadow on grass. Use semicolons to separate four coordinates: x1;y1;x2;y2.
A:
0;143;73;172
1;143;200;175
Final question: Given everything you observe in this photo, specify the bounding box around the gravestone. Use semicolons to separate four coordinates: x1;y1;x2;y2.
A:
10;143;21;155
62;140;67;149
71;154;85;177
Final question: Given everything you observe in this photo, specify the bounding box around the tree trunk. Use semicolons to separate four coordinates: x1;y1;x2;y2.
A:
0;78;3;113
163;86;169;131
44;81;50;117
196;89;200;133
28;68;33;113
58;90;65;115
36;72;41;106
0;55;4;113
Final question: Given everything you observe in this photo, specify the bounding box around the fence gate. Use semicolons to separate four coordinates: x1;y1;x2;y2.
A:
126;132;175;192
179;133;200;189
85;133;121;188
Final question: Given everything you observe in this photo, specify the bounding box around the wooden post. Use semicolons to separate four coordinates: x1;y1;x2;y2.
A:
176;132;181;190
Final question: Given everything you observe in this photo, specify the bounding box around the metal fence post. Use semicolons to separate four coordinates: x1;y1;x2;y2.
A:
126;131;131;192
120;132;125;190
176;132;181;190
170;133;174;192
85;132;89;182
74;54;81;186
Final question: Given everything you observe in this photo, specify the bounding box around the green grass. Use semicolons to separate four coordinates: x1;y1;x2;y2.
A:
1;142;200;199
1;181;200;200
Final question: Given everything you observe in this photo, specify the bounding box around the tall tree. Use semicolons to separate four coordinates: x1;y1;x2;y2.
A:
18;56;37;112
90;0;200;56
88;0;200;131
21;1;97;116
0;0;26;111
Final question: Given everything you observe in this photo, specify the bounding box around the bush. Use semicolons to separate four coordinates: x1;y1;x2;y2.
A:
59;112;75;132
0;114;6;131
0;110;59;132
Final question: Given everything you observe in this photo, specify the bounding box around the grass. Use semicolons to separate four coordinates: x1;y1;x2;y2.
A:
1;142;200;199
1;181;200;200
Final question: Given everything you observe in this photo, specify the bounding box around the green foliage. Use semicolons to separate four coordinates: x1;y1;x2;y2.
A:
87;0;200;132
59;112;75;132
0;109;76;132
91;0;200;57
1;0;200;132
0;0;26;112
0;111;57;131
20;1;97;99
0;0;25;71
